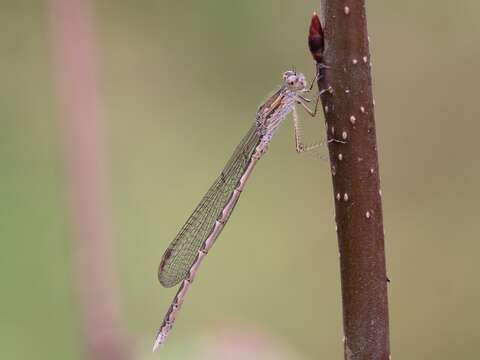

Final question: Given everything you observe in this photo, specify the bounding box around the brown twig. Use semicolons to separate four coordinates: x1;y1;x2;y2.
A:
48;1;131;359
309;4;390;360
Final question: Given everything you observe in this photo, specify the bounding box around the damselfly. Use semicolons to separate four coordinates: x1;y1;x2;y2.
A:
153;70;332;350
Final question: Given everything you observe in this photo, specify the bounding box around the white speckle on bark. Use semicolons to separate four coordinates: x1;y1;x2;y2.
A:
331;126;335;135
370;168;375;174
324;105;329;113
366;211;371;219
349;115;356;124
343;193;349;202
352;58;358;64
360;106;365;113
342;131;348;140
336;193;341;201
345;88;351;94
344;6;350;15
338;153;343;161
363;56;368;63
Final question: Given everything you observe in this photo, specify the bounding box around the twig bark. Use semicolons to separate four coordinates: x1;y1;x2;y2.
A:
48;1;131;359
309;3;390;359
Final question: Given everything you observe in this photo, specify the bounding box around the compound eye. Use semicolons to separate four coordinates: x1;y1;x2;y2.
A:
283;71;294;81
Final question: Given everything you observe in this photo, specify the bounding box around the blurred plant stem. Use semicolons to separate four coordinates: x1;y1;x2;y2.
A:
48;1;131;359
310;3;390;359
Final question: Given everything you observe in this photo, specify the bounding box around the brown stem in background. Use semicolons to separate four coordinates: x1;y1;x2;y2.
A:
309;4;390;360
48;1;131;359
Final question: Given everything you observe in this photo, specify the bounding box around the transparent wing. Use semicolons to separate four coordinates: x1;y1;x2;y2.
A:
158;124;261;287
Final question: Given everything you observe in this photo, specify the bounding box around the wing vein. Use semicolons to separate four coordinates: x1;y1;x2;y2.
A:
158;124;262;287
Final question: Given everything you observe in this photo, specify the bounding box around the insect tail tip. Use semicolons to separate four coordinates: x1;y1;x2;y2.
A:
152;336;162;352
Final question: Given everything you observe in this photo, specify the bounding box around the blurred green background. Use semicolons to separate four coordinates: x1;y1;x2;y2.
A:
2;0;480;359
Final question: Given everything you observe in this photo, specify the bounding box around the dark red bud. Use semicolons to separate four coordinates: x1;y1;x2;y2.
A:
308;12;324;63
